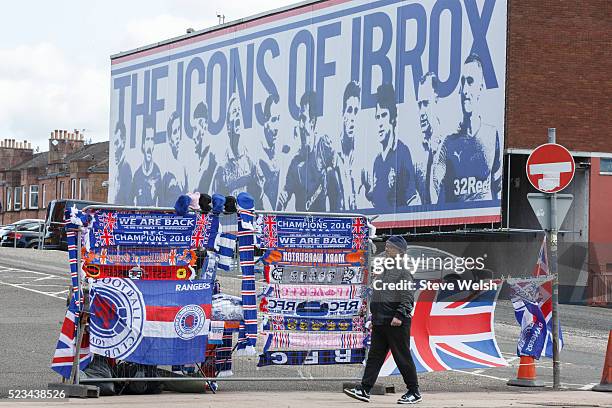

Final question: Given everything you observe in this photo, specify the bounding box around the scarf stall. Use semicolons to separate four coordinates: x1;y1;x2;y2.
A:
256;214;373;368
50;192;258;386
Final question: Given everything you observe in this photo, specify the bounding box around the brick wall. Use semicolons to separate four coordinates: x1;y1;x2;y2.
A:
506;0;611;151
0;142;33;171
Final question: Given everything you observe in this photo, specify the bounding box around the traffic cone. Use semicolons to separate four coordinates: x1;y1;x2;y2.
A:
593;330;612;392
507;356;545;387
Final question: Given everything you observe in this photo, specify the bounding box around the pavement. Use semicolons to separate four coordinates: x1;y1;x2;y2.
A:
0;247;610;406
0;390;611;407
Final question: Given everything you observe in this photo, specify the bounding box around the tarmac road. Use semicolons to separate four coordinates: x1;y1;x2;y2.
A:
0;247;610;395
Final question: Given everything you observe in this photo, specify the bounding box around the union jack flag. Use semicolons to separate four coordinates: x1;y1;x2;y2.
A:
379;284;507;375
50;299;92;378
196;213;209;230
95;227;115;247
262;215;278;248
352;233;366;250
191;227;206;248
169;249;177;266
51;224;91;378
532;236;549;277
102;212;117;231
352;217;366;234
517;237;562;358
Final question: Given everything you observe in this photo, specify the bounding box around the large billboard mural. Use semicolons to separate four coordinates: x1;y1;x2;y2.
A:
109;0;507;227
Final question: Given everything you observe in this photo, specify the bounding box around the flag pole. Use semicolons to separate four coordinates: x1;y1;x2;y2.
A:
547;128;561;390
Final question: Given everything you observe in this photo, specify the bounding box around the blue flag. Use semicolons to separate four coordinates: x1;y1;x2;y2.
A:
89;278;212;365
512;298;547;358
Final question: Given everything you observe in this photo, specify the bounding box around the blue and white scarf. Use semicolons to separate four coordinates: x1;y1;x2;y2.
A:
214;232;236;271
257;348;366;367
235;193;257;355
265;297;364;317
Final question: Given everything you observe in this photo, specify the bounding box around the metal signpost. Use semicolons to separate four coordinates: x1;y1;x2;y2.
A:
526;128;576;389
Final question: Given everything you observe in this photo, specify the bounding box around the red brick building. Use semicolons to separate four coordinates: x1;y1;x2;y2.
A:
502;0;611;304
0;130;109;225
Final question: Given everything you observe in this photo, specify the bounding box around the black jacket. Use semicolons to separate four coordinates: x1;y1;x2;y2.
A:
369;257;414;325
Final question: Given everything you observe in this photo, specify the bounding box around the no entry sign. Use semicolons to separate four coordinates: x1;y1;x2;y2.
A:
526;143;575;193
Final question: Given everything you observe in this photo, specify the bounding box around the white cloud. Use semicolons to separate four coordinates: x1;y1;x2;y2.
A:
0;1;299;151
0;43;108;151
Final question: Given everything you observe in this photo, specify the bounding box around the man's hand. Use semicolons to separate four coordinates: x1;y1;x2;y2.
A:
390;317;403;327
360;169;372;193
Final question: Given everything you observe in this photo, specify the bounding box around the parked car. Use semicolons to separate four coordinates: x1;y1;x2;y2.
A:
0;218;44;240
1;219;45;248
43;199;104;250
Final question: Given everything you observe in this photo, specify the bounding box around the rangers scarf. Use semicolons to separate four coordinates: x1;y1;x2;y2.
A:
263;315;365;332
264;297;364;317
262;331;366;351
235;192;257;355
214;232;236;271
266;265;364;285
257;348;366;367
265;283;364;300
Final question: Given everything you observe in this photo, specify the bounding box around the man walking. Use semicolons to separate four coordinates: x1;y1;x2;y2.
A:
344;236;421;404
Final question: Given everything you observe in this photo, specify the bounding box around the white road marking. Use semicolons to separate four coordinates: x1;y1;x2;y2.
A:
453;368;597;391
454;369;509;382
0;266;68;300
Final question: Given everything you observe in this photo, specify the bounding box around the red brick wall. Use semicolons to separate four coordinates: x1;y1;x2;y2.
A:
506;0;611;151
587;158;612;304
0;147;33;171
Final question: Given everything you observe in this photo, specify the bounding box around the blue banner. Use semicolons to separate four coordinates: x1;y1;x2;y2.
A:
258;214;368;250
89;278;212;365
109;0;507;228
513;299;547;359
89;210;216;249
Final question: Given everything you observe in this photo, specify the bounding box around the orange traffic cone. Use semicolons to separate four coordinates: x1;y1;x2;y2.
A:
507;356;545;387
593;330;612;392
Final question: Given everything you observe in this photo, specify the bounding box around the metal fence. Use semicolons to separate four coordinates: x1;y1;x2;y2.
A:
65;207;370;391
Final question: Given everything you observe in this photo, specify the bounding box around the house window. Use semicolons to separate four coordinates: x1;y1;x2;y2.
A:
42;184;47;209
59;181;65;199
79;179;89;200
71;179;77;199
29;185;39;209
600;158;612;175
14;186;22;211
22;186;27;210
6;188;11;211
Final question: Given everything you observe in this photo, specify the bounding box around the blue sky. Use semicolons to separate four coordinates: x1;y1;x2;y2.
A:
0;0;295;151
